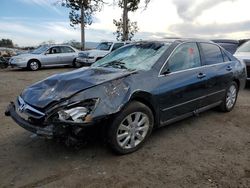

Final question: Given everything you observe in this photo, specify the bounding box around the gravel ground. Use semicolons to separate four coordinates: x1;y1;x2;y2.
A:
0;67;250;188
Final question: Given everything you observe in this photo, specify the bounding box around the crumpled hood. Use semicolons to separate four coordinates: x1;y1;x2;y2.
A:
21;67;135;109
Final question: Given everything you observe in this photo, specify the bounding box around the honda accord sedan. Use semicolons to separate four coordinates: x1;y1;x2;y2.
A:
9;45;79;71
5;39;246;154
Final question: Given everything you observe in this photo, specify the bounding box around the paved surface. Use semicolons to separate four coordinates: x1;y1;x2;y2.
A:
0;67;250;188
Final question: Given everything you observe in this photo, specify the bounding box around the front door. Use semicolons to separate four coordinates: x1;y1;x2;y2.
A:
158;42;207;123
42;46;61;66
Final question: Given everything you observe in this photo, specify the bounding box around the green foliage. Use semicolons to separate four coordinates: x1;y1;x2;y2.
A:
0;39;14;48
113;18;138;41
61;0;104;27
113;0;150;41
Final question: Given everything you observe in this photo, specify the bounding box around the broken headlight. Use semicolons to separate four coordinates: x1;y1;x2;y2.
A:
56;99;99;123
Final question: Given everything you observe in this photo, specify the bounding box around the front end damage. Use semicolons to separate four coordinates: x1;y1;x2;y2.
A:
5;74;132;141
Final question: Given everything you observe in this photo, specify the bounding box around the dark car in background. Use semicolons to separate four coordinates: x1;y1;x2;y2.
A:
5;39;246;154
212;39;239;54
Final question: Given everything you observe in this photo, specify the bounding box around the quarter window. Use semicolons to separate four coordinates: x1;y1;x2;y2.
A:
167;43;201;72
200;43;223;65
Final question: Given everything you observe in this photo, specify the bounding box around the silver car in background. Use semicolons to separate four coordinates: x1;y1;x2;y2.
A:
9;45;79;71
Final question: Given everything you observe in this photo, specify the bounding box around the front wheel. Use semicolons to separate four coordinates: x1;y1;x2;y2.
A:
27;60;40;71
219;82;238;112
108;101;154;154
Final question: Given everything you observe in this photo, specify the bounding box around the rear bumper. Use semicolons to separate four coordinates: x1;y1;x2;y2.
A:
76;57;95;66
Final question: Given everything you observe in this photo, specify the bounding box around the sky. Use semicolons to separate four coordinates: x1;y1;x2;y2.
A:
0;0;250;46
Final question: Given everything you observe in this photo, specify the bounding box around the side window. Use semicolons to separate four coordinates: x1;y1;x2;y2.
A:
112;43;124;51
61;46;75;53
167;43;201;72
200;43;224;65
48;47;61;54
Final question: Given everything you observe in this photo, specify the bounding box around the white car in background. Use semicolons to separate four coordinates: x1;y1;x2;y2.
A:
234;41;250;81
76;41;129;66
9;45;79;71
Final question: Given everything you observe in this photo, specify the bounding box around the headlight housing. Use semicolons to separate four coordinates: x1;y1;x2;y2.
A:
55;98;99;123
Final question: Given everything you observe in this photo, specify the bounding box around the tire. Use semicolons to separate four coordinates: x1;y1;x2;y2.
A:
27;60;40;71
108;101;154;154
72;59;82;68
219;81;238;112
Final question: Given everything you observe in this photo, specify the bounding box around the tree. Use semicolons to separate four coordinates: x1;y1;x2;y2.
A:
113;0;150;41
60;0;104;50
0;39;14;48
63;39;82;49
40;40;56;45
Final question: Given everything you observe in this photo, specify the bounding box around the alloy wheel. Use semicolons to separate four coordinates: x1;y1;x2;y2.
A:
226;85;237;109
30;61;39;70
116;112;150;149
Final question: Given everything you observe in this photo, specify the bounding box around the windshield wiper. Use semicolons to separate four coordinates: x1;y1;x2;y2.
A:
101;60;128;69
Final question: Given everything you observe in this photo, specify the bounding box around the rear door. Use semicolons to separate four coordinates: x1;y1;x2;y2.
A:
158;42;208;123
198;42;234;107
59;46;77;65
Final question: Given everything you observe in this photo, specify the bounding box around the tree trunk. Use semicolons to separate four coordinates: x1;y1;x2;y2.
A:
122;0;128;41
81;5;85;50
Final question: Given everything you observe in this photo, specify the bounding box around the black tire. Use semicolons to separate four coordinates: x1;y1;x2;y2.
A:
219;81;238;112
108;101;154;155
27;60;40;71
72;59;82;68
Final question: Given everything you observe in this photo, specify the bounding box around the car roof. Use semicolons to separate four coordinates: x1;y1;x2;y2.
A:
134;38;214;44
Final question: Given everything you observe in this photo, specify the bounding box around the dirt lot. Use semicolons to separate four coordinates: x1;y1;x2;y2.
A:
0;67;250;188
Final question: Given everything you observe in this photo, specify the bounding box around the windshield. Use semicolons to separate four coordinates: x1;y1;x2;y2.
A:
96;42;113;51
236;41;250;53
92;42;171;71
31;46;49;54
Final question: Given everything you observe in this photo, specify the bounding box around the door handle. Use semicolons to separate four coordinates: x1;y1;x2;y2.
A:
197;73;206;79
226;65;232;71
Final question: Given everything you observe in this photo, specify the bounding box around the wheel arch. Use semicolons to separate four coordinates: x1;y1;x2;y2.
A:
233;78;240;89
129;91;159;128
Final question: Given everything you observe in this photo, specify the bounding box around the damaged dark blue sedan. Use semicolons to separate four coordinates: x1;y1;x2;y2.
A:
5;39;247;154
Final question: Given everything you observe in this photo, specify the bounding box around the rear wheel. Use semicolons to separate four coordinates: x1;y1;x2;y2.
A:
72;59;82;68
27;60;40;71
108;101;154;154
219;81;238;112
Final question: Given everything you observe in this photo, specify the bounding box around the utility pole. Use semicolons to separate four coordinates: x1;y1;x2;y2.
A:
80;4;85;50
122;0;128;41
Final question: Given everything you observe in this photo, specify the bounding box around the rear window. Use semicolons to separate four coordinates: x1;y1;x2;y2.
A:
200;43;224;65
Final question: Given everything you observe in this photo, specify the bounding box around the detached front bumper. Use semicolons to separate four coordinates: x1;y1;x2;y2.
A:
5;102;98;138
5;102;54;138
